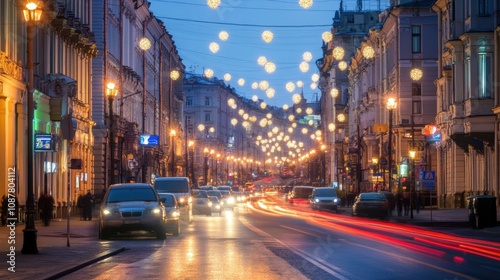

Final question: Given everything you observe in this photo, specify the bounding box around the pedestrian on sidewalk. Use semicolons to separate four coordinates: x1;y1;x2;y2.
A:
82;191;94;221
77;192;84;220
403;191;410;216
39;193;55;226
396;191;403;216
415;191;422;213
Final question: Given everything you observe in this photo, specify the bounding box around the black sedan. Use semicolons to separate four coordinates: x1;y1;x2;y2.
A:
352;192;390;218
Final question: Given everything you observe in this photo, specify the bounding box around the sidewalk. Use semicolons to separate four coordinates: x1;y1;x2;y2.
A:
0;218;124;280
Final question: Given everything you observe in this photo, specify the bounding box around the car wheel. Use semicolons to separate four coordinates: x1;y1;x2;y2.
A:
173;221;180;236
156;226;166;240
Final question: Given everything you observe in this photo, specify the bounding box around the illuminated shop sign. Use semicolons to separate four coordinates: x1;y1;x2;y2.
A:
139;134;159;146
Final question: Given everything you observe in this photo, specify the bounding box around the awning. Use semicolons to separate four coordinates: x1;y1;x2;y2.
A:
450;132;494;154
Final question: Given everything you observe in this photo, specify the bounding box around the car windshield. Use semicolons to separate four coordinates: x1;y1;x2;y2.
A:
159;194;176;207
197;192;209;198
359;193;386;201
106;188;157;203
207;190;222;198
220;190;231;197
210;196;220;202
155;180;188;193
314;188;336;196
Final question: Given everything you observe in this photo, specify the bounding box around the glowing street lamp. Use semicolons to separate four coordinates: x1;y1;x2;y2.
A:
386;98;397;192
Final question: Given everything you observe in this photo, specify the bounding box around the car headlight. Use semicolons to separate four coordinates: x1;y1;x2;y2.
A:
333;198;338;203
314;198;319;203
208;202;213;207
187;197;193;203
102;208;111;215
228;197;235;204
215;205;221;209
171;211;180;217
179;197;185;203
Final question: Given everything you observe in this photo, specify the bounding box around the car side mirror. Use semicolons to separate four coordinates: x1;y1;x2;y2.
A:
160;197;166;203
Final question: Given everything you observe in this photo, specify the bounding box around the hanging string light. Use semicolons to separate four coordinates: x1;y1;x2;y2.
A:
285;82;295;93
264;62;276;73
311;73;319;82
223;73;231;82
257;56;267;66
302;51;313;62
332;46;345;60
310;83;317;90
330;87;339;98
283;104;289;110
362;45;375;59
251;82;258;89
204;68;214;78
328;123;336;132
296;80;304;88
218;30;229;41
259;80;269;90
338;61;348;71
209;42;219;53
299;61;309;73
238;78;245;86
227;98;235;107
170;70;180;80
337;113;346;122
266;88;275;98
252;95;259;102
410;67;423;81
261;30;274;43
299;0;313;9
139;37;151;50
207;0;221;9
322;31;332;43
306;107;313;115
231;118;238;126
260;102;267;109
292;93;302;104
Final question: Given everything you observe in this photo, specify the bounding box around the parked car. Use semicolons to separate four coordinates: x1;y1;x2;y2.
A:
159;193;180;236
310;187;340;211
99;183;167;240
193;191;212;216
352;192;390;218
153;177;193;223
208;196;223;215
288;186;314;205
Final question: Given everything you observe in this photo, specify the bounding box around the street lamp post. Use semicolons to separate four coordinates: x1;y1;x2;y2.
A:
170;129;176;176
203;148;209;185
372;157;379;191
409;149;416;219
188;140;195;185
106;82;118;185
22;0;42;255
386;98;397;192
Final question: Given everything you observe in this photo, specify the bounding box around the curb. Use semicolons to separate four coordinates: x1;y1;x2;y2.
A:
43;247;126;280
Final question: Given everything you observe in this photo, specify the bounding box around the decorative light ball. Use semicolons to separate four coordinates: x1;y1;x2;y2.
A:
243;113;249;120
283;104;289;110
257;56;267;66
207;0;221;9
322;31;332;43
306;107;313;115
315;130;322;137
267;119;273;125
285;82;295;92
301;128;308;134
231;118;238;126
238;78;245;86
332;46;345;60
231;104;237;109
264;62;276;73
170;70;180;80
262;30;274;43
338;61;348;71
302;51;313;62
266;113;272;119
292;123;297;128
259;80;269;90
197;124;205;131
330;87;339;98
209;42;219;53
308;119;314;126
251;82;259;89
272;127;279;134
310;83;317;90
252;95;259;102
410;67;423;81
260;102;267;109
204;68;214;78
224;73;231;81
259;119;268;127
337;113;346;122
292;93;302;104
311;73;319;82
299;61;309;73
209;127;215;133
218;31;229;41
265;88;275;98
227;98;235;106
288;115;295;122
242;121;250;128
250;116;257;122
296;108;302;114
362;45;375;59
139;37;151;50
299;0;313;9
296;80;304;88
328;123;335;132
310;134;316;140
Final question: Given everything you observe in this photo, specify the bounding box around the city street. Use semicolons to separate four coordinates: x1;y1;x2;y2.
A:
2;194;497;279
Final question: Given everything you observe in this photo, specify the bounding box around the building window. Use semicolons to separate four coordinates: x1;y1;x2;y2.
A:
412;101;422;114
411;26;421;53
205;97;210;106
186;115;192;125
204;112;211;122
478;53;492;98
412;83;421;96
186;97;193;106
465;57;471;98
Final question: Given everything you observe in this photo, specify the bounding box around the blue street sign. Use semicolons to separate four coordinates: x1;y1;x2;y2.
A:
421;170;436;191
